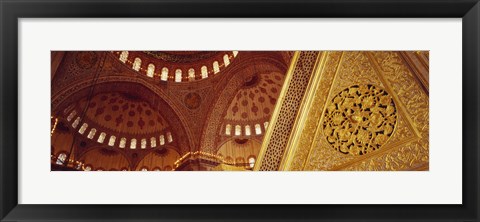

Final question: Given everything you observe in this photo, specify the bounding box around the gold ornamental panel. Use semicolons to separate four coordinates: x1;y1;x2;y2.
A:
323;84;397;156
262;51;429;171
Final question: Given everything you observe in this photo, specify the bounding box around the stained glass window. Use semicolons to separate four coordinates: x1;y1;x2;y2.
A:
78;123;88;134
119;51;129;63
159;135;165;145
147;63;155;77
188;68;195;81
213;61;220;74
130;138;137;149
201;66;208;79
235;125;241;136
87;128;97;139
108;135;116;146
225;124;232;135
161;67;169;81
223;54;230;67
119;137;126;148
175;69;182;82
245;125;251;136
97;132;106;143
255;124;262;135
150;137;157;147
132;57;142;71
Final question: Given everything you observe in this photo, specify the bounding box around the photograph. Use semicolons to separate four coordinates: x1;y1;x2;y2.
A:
50;51;429;171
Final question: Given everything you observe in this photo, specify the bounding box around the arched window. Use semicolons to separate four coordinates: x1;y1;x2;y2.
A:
119;51;129;63
119;137;126;148
78;123;88;134
201;66;208;79
132;57;142;71
233;51;239;57
223;54;230;67
153;168;161;171
108;135;116;146
225;124;232;135
264;121;269;130
255;124;262;135
56;153;67;165
248;156;256;168
67;110;77;122
175;69;182;82
213;61;220;74
159;135;165;145
87;128;97;139
141;138;147;149
235;125;242;136
150;137;157;147
161;67;169;81
84;165;92;171
245;125;251;136
130;138;137;149
147;63;155;77
188;68;195;81
97;132;106;143
72;117;81;128
141;167;148;171
166;132;173;143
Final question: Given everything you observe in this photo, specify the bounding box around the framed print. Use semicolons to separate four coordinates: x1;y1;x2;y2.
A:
1;0;479;221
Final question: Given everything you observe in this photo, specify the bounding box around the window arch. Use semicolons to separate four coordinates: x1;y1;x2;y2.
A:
72;117;81;128
108;135;116;146
175;69;182;82
161;67;169;81
141;138;147;149
147;63;155;77
166;132;173;143
97;132;106;143
264;121;269;130
119;51;129;63
78;123;88;134
132;57;142;71
150;137;157;147
255;124;262;135
223;54;230;67
130;138;137;149
248;156;256;168
245;125;251;136
225;124;232;136
213;61;220;74
84;165;92;171
233;51;239;57
87;128;97;139
141;167;148;171
235;125;242;136
159;135;165;145
56;153;67;165
201;66;208;79
119;137;126;148
67;110;77;122
188;68;195;81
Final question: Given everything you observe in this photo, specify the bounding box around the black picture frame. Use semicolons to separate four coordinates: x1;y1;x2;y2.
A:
1;0;479;221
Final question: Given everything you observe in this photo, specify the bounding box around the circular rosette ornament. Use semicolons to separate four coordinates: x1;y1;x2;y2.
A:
322;85;397;155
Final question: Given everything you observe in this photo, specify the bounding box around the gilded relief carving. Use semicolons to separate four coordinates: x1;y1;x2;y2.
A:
323;84;397;155
278;51;428;171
